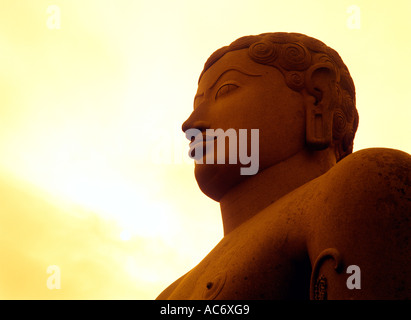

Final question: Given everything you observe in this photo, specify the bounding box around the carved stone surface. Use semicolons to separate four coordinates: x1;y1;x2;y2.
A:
157;32;411;300
310;248;344;300
314;275;328;300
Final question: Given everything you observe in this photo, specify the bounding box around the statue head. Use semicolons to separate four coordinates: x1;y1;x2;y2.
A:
182;32;359;201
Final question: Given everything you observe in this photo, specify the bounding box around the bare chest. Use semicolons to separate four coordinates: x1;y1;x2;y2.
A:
167;211;311;299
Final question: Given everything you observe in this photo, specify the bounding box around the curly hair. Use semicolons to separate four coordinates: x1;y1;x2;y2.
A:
199;32;359;162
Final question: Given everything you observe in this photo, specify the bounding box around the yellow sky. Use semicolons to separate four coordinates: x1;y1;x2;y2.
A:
0;0;410;299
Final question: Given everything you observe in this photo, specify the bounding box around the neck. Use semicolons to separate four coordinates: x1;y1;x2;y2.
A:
219;148;336;236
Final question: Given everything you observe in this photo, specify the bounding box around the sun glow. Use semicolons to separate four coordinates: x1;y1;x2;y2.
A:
0;0;409;299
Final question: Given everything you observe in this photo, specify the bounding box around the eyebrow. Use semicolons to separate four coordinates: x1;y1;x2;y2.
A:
209;67;262;89
194;67;262;102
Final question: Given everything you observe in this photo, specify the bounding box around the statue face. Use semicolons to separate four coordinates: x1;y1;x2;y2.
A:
182;49;306;201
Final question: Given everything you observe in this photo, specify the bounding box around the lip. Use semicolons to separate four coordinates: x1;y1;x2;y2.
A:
188;132;217;160
189;132;216;149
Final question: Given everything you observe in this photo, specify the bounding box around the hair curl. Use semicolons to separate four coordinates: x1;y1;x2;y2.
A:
199;32;359;162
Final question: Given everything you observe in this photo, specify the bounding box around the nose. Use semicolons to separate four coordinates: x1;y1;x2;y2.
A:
182;119;211;133
181;107;211;136
181;116;192;133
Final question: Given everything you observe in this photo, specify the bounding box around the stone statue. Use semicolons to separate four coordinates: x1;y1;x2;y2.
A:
157;32;410;300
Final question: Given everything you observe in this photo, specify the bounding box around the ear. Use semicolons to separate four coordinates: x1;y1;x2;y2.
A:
304;63;337;150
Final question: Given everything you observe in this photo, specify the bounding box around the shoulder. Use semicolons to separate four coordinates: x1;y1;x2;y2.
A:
308;148;411;299
327;147;410;191
310;148;410;224
317;148;410;211
327;148;410;222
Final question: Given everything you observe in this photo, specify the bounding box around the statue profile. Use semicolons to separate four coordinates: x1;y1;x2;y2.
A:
157;32;410;300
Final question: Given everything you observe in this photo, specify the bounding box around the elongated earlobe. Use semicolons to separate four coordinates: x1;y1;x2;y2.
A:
306;102;333;149
304;63;337;149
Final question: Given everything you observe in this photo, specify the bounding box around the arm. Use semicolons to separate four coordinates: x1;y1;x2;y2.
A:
309;148;411;299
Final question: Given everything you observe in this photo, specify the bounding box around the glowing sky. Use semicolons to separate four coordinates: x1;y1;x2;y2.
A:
0;0;410;299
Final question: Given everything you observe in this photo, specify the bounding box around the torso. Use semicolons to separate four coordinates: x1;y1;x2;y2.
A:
161;175;320;300
157;148;411;300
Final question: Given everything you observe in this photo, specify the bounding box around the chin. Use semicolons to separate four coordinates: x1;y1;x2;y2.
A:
194;163;245;202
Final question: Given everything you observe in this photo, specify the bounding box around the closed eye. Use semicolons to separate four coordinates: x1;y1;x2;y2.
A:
215;83;239;100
